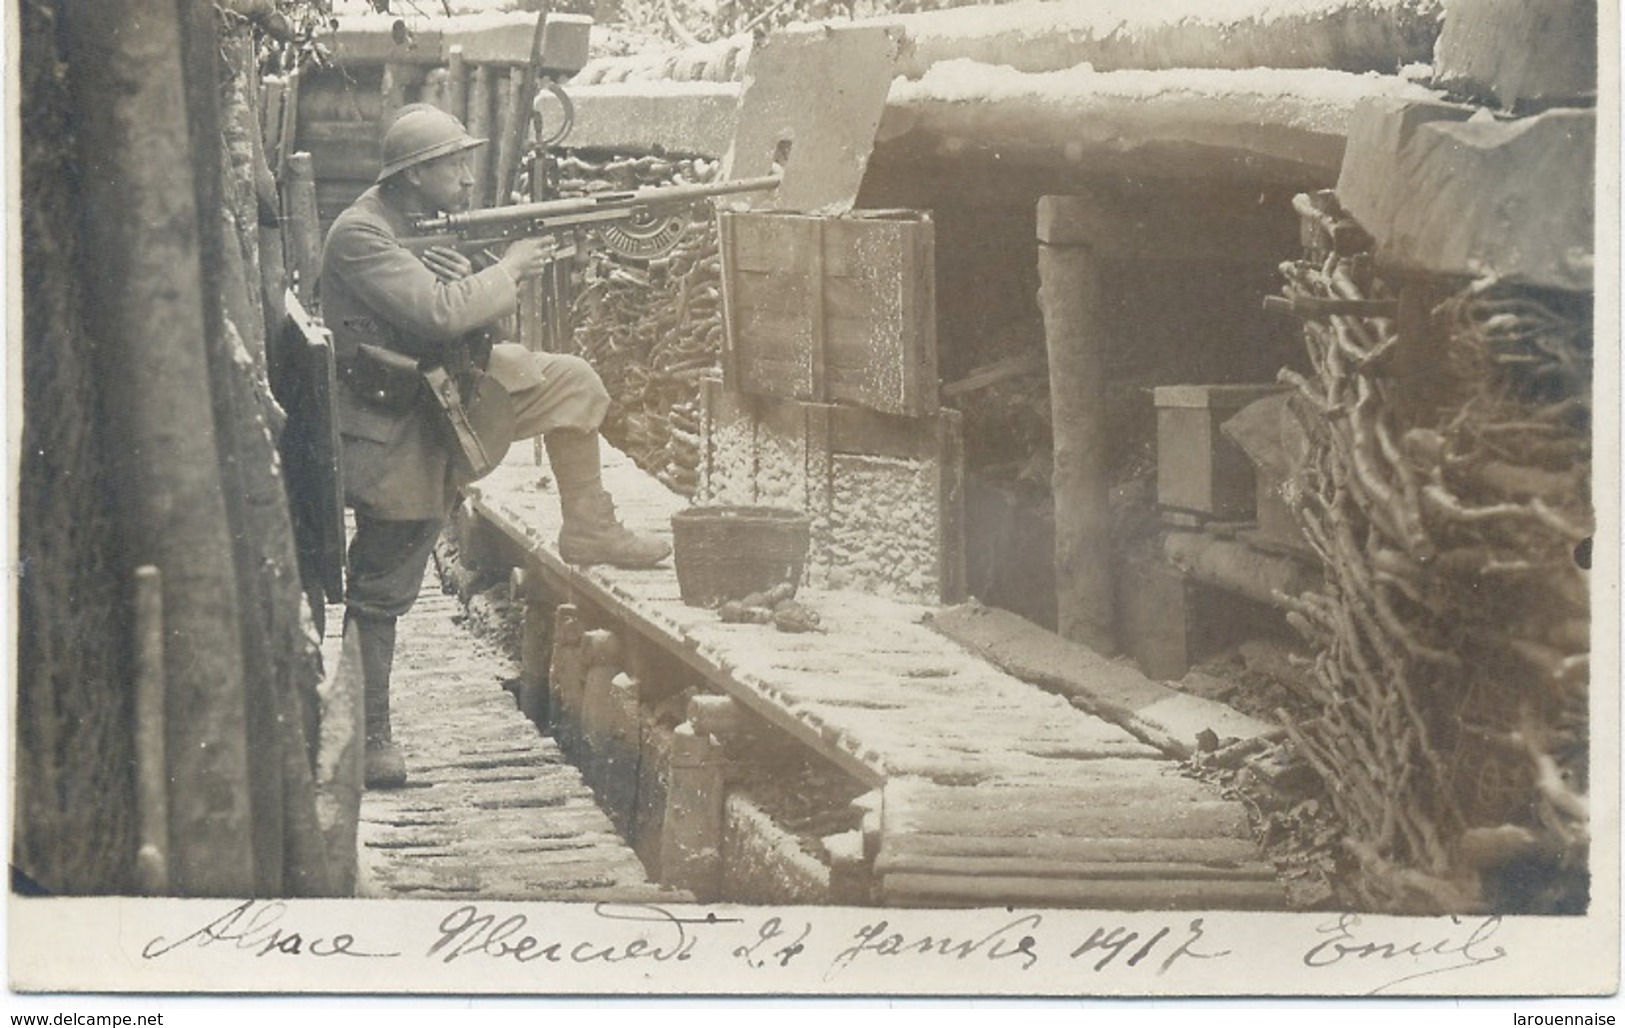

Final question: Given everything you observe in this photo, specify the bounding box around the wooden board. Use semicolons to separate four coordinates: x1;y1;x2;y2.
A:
275;293;346;604
721;209;937;418
880;872;1286;909
720;23;903;214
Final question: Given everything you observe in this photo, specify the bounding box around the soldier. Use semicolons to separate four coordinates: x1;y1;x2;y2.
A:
321;106;670;789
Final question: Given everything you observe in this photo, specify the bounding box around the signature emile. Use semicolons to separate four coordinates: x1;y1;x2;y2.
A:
1304;913;1508;993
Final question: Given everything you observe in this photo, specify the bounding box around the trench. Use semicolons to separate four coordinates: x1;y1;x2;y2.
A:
428;520;870;904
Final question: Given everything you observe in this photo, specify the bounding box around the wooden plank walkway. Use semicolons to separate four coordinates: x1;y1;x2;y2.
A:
344;590;686;903
463;444;1286;909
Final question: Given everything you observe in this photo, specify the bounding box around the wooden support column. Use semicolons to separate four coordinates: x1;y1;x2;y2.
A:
285;153;321;307
447;46;468;124
519;577;551;727
380;61;410;126
661;716;726;901
467;66;492;208
548;605;586;753
575;627;621;771
601;672;643;835
1037;195;1117;655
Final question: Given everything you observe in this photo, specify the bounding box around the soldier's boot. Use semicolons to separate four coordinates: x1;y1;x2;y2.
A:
546;429;672;569
353;612;408;789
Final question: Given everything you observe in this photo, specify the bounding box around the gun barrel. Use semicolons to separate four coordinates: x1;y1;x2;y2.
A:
418;174;781;235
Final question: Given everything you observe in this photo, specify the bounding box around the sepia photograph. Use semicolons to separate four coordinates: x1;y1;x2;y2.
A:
7;0;1618;1005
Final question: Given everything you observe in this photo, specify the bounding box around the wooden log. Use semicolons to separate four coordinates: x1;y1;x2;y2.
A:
380;60;410;126
285;152;322;307
823;830;874;905
880;831;1264;866
1162;530;1321;608
313;613;366;897
261;75;286;169
579;632;623;792
133;566;170;896
879;798;1252;840
602;673;644;834
882;872;1286;909
519;589;551;726
64;0;256;895
634;715;674;872
875;853;1277;881
467;65;493;208
941;352;1047;399
660;722;725;900
548;604;586;753
277;69;301;180
688;693;748;741
1433;0;1597;109
1038;195;1116;656
494;67;528;206
448;45;468;124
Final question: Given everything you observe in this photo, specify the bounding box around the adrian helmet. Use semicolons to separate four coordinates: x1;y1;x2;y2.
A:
376;106;486;183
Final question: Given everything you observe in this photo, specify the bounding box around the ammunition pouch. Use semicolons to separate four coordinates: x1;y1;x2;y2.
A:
341;343;425;413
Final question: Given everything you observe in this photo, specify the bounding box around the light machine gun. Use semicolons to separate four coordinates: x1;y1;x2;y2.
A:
402;173;781;263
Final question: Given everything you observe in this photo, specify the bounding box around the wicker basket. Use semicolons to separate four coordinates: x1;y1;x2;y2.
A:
671;506;811;608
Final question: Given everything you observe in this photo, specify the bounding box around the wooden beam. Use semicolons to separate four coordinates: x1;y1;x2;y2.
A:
1038;194;1117;656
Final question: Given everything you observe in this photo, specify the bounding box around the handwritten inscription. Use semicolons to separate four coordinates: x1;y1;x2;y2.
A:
142;900;399;960
733;916;813;970
1303;914;1508;993
827;914;1044;977
1070;917;1230;974
427;903;702;965
131;900;1522;994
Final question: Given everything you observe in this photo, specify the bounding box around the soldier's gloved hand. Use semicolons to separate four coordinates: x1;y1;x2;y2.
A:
420;245;474;282
497;237;553;284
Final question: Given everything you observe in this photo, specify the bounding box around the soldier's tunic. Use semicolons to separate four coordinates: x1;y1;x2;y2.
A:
321;184;609;616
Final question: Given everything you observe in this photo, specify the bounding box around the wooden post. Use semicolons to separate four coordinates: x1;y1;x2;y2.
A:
315;613;368;896
467;66;493;208
380;60;409;127
448;45;468;124
548;605;586;754
285;152;322;308
661;720;725;900
133;566;170;896
277;69;301;181
602;672;644;834
495;69;527;206
578;628;622;776
490;69;516;205
261;75;286;168
62;0;257;896
519;583;551;727
1037;195;1118;656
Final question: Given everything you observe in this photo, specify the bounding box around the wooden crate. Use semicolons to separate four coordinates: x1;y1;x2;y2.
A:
720;209;937;418
1153;384;1285;518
